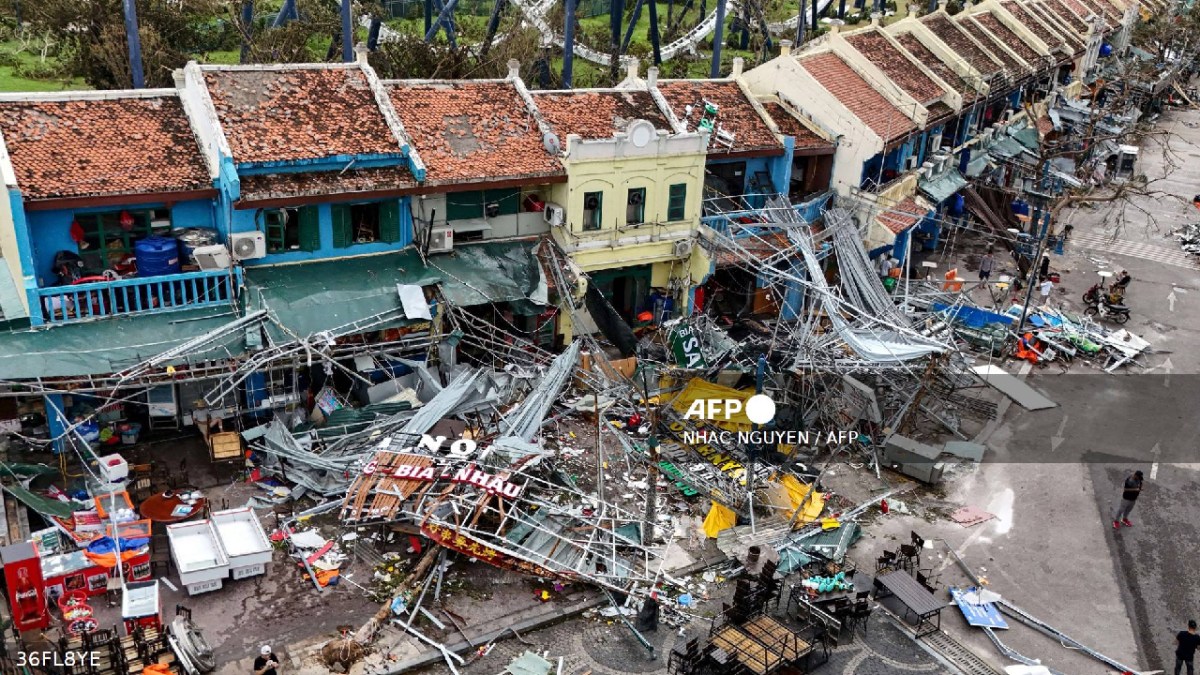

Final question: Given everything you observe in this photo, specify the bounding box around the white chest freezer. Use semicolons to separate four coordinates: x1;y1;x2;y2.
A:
210;508;272;580
166;520;229;596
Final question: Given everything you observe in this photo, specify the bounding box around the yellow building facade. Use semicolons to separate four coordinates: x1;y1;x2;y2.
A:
545;127;712;341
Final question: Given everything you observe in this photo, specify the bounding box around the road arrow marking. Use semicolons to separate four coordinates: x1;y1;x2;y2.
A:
1169;291;1177;312
1163;357;1173;388
1150;443;1162;479
1051;415;1068;452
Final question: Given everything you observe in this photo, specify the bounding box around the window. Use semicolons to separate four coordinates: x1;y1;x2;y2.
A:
263;207;319;253
446;188;520;221
332;201;401;248
76;210;156;270
667;184;687;221
582;191;603;231
626;187;646;225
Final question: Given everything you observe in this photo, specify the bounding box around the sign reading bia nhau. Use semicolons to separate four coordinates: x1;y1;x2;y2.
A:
361;434;524;499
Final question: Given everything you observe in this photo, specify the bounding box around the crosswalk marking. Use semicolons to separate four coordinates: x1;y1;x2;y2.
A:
1072;232;1198;269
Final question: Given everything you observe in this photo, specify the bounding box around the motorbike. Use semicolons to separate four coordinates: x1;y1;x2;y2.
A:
1084;297;1130;324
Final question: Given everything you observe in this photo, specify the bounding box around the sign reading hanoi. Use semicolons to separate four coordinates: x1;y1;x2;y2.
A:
361;457;524;499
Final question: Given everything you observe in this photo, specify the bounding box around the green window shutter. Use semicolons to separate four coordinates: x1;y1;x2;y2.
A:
331;205;352;249
378;200;401;243
298;206;321;251
446;191;483;221
484;188;520;216
668;183;687;221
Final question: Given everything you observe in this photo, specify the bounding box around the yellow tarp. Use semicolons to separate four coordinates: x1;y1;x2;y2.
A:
670;378;756;431
778;474;825;528
702;501;738;538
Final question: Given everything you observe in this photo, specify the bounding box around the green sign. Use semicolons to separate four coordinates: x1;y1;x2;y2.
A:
670;325;707;369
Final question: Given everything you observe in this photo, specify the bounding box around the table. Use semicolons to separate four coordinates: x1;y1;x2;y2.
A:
874;571;943;637
139;492;207;523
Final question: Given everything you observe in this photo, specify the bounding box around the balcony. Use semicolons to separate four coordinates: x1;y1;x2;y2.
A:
33;268;243;326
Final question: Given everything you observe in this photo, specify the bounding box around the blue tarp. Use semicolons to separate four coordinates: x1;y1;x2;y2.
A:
932;303;1016;329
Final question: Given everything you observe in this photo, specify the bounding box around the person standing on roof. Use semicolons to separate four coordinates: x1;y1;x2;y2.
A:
1112;470;1144;529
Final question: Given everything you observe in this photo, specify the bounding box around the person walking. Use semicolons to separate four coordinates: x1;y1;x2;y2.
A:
1176;620;1200;675
1039;278;1054;308
1112;469;1144;529
979;251;994;281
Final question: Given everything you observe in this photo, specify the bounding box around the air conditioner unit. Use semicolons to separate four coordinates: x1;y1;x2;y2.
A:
904;154;920;171
543;203;565;227
428;226;454;254
192;244;232;270
673;239;694;258
150;217;172;230
230;232;267;261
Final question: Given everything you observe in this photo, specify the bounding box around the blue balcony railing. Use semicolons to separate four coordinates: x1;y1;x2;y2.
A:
34;268;243;326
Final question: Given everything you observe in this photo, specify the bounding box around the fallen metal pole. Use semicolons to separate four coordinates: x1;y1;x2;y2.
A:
602;590;656;660
995;599;1141;675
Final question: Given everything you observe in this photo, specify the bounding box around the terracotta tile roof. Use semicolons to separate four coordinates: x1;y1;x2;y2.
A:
1036;114;1054;136
238;165;417;203
1060;0;1111;26
1027;1;1087;50
1042;0;1090;35
0;95;211;201
800;52;915;143
1077;0;1121;21
1000;2;1071;54
760;102;834;152
926;101;955;124
204;67;401;164
894;33;976;98
877;196;927;234
531;90;671;140
958;18;1026;74
657;80;782;153
386;80;563;186
845;30;946;104
972;13;1043;66
923;15;1002;79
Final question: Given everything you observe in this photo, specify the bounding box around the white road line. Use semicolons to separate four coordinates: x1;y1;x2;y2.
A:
1073;233;1198;269
1151;462;1159;480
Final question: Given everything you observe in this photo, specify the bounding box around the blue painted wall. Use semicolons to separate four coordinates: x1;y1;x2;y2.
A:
232;196;414;266
706;150;791;209
24;198;217;286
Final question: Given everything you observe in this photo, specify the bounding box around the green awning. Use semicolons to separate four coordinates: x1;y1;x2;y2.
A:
965;154;990;178
0;308;248;380
918;169;967;204
989;136;1028;159
244;242;548;339
1014;128;1040;151
2;483;79;519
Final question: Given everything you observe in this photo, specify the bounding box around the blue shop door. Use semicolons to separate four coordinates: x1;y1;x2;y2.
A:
893;229;912;264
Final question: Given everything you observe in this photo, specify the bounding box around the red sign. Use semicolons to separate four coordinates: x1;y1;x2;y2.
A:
421;524;558;579
1;543;49;632
363;460;524;499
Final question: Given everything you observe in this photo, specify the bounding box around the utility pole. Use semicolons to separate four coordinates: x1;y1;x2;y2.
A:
122;0;145;88
563;0;577;87
710;0;728;77
640;369;659;546
1015;161;1056;336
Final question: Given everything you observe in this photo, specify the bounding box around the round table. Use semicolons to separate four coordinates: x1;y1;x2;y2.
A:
139;491;207;523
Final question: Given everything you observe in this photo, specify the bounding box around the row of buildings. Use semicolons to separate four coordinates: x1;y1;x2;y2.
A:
0;0;1169;432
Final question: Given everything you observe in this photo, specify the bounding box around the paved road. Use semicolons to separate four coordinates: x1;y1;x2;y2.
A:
1007;100;1200;674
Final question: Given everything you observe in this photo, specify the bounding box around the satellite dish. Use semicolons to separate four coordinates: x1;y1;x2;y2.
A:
543;131;561;155
628;119;655;148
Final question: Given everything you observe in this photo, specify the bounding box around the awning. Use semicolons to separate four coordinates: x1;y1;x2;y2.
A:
1013;127;1040;151
876;196;933;236
2;484;78;519
245;242;549;339
965;154;990;178
988;136;1029;159
0;308;249;380
918;169;967;204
